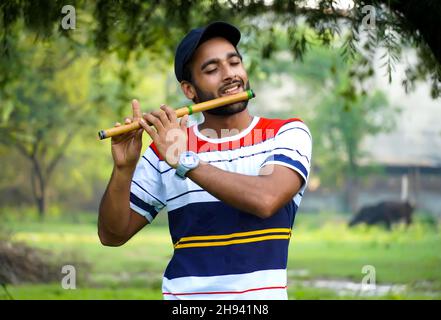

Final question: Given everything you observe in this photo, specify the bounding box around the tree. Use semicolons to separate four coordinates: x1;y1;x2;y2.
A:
0;32;179;217
240;25;399;212
0;0;438;216
0;35;96;218
1;1;440;98
290;47;397;212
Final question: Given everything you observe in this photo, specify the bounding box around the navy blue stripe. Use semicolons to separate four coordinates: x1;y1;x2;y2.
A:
165;238;290;279
295;149;310;163
263;154;308;178
130;192;159;218
277;126;312;140
146;146;306;171
167;189;205;202
161;167;174;174
149;145;161;158
167;152;308;202
291;200;299;228
147;146;172;172
142;156;161;174
206;147;296;164
131;180;166;207
148;147;286;166
164;199;298;279
142;156;173;174
167;201;296;246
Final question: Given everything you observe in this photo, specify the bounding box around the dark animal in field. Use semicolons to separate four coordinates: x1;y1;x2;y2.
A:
349;201;414;229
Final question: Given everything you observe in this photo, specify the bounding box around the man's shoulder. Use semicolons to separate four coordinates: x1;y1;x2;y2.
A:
257;116;308;134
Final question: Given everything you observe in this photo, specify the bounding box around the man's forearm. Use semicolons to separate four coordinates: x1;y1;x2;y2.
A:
98;167;134;236
186;162;277;218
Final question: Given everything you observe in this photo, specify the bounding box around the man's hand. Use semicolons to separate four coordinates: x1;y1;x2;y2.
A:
111;99;144;171
100;99;150;245
140;105;189;168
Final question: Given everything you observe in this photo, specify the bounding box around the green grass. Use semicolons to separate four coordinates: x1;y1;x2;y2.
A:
290;222;441;284
1;212;440;300
3;284;162;300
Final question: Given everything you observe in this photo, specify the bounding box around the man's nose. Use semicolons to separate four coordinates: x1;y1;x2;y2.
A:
221;63;235;82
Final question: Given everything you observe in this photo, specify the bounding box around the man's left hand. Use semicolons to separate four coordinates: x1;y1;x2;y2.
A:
140;105;189;169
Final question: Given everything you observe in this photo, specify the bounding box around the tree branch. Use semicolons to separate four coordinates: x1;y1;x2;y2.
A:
46;131;75;179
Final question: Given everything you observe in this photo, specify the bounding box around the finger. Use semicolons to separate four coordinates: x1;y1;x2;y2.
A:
144;113;164;133
112;121;132;144
180;114;189;131
141;113;154;126
132;99;142;120
160;104;177;123
111;123;122;143
151;108;170;127
145;112;165;134
139;118;159;141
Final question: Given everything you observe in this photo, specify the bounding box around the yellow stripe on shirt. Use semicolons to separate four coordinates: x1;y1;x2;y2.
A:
176;228;291;243
174;234;291;249
174;228;292;249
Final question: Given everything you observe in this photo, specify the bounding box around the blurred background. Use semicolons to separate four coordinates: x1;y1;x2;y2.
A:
0;0;440;299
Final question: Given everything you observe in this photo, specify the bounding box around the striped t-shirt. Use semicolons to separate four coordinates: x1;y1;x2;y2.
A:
130;116;312;300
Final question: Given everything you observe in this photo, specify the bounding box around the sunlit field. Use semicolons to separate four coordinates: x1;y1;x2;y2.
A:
1;212;440;300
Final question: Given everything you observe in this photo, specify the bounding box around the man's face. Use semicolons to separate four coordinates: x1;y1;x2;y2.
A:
188;37;250;115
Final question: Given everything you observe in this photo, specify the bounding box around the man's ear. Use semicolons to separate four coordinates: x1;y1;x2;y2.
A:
181;81;196;101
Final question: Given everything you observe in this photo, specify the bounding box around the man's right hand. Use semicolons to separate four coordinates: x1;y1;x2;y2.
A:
111;99;145;170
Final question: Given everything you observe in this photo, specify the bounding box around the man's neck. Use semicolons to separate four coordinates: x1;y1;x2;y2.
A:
198;109;254;139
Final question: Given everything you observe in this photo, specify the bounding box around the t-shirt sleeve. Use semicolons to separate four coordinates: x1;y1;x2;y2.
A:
129;145;166;223
260;121;312;184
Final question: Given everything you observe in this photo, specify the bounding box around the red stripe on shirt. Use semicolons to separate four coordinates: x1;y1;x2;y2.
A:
163;285;287;296
149;143;163;160
188;117;303;153
150;117;304;158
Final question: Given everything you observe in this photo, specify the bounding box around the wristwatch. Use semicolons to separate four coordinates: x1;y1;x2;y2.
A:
175;151;200;179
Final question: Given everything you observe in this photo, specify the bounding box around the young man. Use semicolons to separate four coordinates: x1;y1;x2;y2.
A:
98;21;312;300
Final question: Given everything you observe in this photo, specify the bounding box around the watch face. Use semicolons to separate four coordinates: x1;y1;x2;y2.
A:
176;151;199;178
180;151;198;168
182;153;196;166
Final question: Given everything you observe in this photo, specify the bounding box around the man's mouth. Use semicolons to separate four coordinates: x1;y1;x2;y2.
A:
220;82;243;96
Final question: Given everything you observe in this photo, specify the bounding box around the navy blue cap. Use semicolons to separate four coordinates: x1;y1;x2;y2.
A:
174;21;241;82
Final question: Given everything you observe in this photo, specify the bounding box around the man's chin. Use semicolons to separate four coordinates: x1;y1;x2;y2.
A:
205;101;248;116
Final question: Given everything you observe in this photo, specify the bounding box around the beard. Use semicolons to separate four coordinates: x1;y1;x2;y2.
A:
193;80;251;116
